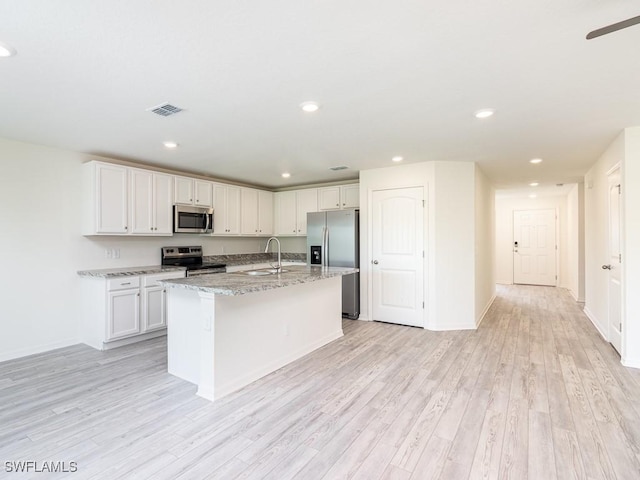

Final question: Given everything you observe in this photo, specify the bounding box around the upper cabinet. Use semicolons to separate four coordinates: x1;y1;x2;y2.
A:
213;184;241;234
241;188;274;236
174;177;212;207
258;190;274;236
83;160;357;238
275;188;318;236
130;169;174;235
318;184;359;210
83;162;129;235
84;162;174;236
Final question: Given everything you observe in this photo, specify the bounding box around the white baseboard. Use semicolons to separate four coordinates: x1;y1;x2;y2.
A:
582;306;608;341
426;322;478;331
476;294;497;328
0;337;79;363
621;357;640;370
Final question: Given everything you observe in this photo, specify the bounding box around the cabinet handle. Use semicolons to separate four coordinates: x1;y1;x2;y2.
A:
124;226;128;230
336;203;339;207
121;282;131;285
343;203;345;206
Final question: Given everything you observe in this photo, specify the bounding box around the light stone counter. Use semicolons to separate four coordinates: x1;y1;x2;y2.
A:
77;265;185;278
160;265;357;296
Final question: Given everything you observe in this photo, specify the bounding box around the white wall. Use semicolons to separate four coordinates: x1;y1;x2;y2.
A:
474;165;496;324
495;194;569;288
584;132;624;341
0;138;280;362
430;162;476;330
359;161;491;331
622;127;640;367
566;183;585;302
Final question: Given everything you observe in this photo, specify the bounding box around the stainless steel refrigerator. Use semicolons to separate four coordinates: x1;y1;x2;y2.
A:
307;209;360;319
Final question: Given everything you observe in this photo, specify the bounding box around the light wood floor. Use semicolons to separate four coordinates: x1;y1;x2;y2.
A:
2;285;640;479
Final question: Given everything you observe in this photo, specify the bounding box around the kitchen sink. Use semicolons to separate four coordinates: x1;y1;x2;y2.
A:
232;268;289;276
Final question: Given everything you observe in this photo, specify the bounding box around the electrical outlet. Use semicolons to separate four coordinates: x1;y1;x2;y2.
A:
105;249;112;259
113;248;120;259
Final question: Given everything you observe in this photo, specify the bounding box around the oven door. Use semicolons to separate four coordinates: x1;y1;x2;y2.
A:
174;206;213;233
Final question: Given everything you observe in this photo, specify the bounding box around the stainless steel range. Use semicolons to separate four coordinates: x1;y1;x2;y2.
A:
161;246;226;277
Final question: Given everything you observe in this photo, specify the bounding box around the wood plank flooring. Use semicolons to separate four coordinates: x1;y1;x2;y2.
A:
2;285;640;479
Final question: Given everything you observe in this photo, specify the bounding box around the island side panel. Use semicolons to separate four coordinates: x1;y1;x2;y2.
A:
212;275;344;400
166;287;203;385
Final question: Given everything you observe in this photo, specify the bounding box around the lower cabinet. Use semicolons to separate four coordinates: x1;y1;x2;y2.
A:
81;271;184;350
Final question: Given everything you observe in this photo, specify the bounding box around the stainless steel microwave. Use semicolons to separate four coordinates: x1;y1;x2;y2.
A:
173;205;213;233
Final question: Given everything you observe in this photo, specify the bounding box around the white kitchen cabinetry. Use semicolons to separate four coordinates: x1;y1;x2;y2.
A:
275;188;318;235
241;188;274;235
213;184;241;234
318;184;359;210
258;190;274;235
107;277;141;341
141;272;178;332
175;177;213;207
130;169;174;235
81;271;185;350
83;162;129;235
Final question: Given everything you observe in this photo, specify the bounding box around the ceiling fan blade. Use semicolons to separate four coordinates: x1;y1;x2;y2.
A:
587;15;640;39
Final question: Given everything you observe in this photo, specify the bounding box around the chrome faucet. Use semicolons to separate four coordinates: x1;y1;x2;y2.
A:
264;237;281;271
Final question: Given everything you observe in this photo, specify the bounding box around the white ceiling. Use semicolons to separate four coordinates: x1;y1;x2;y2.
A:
1;1;639;189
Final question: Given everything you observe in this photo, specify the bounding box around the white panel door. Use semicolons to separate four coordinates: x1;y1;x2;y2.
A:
606;168;622;354
153;173;174;234
130;169;153;234
513;209;557;286
372;187;424;327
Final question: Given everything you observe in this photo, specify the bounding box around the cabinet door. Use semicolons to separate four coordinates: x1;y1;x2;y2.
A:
96;163;128;234
275;191;297;235
130;169;153;234
241;188;259;235
142;286;166;332
341;184;360;208
174;177;194;205
318;187;341;210
296;189;318;235
258;190;274;235
194;180;213;207
107;289;140;340
213;184;228;233
153;173;174;234
226;186;241;234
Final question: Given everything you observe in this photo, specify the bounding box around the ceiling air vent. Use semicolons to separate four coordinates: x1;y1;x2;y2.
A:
147;103;183;117
329;165;349;171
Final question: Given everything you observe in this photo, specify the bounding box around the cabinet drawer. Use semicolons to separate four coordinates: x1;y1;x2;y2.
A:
107;276;140;291
143;271;186;287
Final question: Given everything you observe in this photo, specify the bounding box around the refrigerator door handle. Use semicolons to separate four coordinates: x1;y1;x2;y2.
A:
323;227;329;267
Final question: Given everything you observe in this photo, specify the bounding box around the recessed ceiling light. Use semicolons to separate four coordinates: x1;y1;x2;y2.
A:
163;141;179;149
529;182;539;187
392;156;403;163
300;101;320;113
474;109;494;119
530;158;543;164
281;172;291;178
529;194;537;199
0;41;17;57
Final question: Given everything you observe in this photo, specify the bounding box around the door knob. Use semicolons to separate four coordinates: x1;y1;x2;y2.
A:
602;265;612;270
372;260;379;264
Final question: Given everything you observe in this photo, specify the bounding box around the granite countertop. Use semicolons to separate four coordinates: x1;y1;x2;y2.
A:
77;265;186;278
159;265;357;296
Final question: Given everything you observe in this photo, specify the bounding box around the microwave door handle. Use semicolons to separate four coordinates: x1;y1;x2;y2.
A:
205;213;211;232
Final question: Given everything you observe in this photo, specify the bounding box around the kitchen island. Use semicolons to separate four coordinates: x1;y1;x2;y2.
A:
160;265;357;401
